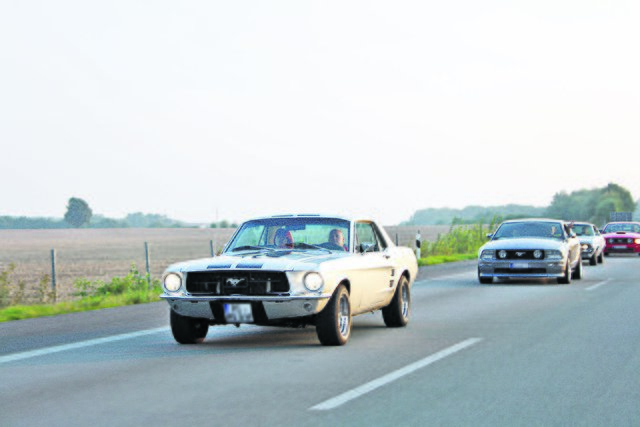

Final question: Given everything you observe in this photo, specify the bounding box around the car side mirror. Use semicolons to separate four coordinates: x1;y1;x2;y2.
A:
486;233;493;239
359;243;374;254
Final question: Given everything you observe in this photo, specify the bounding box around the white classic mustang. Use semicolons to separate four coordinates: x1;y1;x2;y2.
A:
161;214;418;346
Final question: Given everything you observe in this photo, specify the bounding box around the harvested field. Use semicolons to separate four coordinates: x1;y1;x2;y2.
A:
0;225;449;302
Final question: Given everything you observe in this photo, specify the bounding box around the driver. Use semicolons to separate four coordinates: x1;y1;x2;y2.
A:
327;229;347;251
274;229;294;249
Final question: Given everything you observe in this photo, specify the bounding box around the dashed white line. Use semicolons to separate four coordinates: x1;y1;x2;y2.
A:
309;338;483;411
0;327;167;364
586;279;611;291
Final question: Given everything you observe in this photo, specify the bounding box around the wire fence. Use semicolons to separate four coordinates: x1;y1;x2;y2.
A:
0;226;449;305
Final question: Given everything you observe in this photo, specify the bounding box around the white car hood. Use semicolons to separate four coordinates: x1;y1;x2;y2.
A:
168;250;348;272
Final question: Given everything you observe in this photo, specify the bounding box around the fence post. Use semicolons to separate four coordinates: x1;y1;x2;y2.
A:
395;233;398;246
210;240;215;257
415;230;421;260
144;242;151;287
50;249;57;302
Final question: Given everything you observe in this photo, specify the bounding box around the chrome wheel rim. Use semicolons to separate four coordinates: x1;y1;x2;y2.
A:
401;283;409;318
338;295;350;337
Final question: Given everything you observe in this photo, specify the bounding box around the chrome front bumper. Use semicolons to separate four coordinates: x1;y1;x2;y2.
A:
161;293;332;320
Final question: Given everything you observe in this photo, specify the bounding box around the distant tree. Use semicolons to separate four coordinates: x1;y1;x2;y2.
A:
64;197;93;228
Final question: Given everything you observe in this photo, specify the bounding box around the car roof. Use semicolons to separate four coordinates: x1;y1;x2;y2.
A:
242;213;367;223
501;218;566;224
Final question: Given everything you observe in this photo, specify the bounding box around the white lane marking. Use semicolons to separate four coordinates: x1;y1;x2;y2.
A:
0;327;167;364
309;338;482;411
586;279;611;291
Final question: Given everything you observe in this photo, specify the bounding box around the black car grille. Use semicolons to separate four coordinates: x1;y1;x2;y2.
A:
608;238;633;244
495;268;547;274
186;271;290;296
498;250;545;260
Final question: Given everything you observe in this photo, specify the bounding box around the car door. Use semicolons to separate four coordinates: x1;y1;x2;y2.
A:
353;221;394;311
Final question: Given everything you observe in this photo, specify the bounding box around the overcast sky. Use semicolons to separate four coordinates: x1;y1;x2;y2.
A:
1;0;639;225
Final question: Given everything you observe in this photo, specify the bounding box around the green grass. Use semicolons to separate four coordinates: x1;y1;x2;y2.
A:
0;264;163;322
418;253;477;266
0;291;162;322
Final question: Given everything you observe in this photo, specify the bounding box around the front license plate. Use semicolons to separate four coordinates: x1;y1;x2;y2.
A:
224;303;254;323
613;245;627;249
510;262;529;269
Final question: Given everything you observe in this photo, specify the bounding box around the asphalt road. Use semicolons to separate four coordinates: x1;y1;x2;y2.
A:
2;257;639;426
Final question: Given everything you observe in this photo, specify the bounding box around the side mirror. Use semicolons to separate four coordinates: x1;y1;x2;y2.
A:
359;243;374;254
486;233;493;239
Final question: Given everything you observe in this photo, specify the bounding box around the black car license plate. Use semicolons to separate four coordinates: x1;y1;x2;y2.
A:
224;303;254;323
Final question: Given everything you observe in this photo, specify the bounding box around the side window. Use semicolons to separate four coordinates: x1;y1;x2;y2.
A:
355;222;379;252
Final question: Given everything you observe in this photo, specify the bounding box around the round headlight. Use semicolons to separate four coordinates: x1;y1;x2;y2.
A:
303;272;324;291
635;238;640;244
533;250;542;259
164;273;182;292
498;250;507;259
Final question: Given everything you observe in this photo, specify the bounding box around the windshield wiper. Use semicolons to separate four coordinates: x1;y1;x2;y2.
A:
231;245;275;252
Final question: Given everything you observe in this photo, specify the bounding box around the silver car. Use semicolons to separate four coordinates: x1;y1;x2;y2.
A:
478;218;583;284
161;214;418;346
571;222;605;265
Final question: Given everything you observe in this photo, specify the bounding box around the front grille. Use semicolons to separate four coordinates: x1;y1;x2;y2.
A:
186;270;289;296
498;250;545;260
608;238;633;244
495;268;547;274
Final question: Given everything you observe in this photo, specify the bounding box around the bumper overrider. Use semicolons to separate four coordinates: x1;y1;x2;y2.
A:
478;260;566;279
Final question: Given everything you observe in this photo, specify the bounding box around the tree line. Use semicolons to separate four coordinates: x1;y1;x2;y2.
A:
404;182;638;227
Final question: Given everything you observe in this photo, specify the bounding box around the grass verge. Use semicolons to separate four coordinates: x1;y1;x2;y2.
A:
418;253;477;266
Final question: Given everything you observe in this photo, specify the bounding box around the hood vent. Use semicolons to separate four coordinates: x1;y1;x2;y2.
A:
207;264;233;269
236;262;264;269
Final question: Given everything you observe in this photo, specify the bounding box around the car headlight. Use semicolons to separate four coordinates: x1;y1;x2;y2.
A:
546;250;563;260
533;250;543;259
480;250;495;260
303;272;324;291
581;244;591;251
163;273;182;292
635;239;640;244
498;250;507;259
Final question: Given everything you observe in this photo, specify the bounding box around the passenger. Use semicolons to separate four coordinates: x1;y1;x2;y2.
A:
274;229;294;249
327;229;347;251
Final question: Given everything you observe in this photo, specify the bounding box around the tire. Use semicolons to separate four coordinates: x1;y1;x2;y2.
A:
604;252;610;257
597;252;604;264
557;260;572;284
478;276;493;284
573;255;583;280
316;285;351;346
589;254;597;266
170;309;209;344
382;276;411;327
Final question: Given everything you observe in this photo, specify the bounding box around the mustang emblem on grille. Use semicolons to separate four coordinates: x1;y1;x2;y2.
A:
516;252;525;256
226;278;245;287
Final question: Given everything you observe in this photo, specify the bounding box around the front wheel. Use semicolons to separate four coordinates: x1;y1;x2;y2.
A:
597;252;604;264
316;285;351;346
557;260;572;284
382;276;411;327
170;310;209;344
573;255;583;280
589;254;597;266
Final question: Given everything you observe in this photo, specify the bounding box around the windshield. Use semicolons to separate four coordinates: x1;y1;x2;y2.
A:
493;221;565;240
603;223;640;233
572;224;595;236
225;217;351;253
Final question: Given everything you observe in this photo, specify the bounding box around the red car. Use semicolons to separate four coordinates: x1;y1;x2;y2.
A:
601;222;640;256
